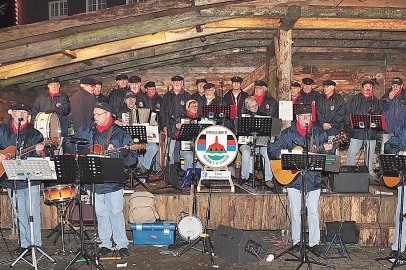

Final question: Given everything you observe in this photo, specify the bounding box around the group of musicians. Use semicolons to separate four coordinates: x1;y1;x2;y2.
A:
1;73;406;259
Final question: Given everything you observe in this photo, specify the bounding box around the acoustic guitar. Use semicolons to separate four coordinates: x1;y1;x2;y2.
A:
271;133;347;185
88;143;146;156
0;138;60;177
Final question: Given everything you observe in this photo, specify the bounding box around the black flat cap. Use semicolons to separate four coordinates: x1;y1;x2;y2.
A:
144;81;156;88
124;91;136;99
171;75;184;81
323;80;336;86
115;74;128;81
80;78;96;86
94;102;114;113
231;76;243;83
10;102;31;112
94;80;102;86
47;77;60;84
295;104;312;115
291;82;301;87
203;83;215;90
254;80;267;87
361;80;374;87
392;77;403;85
302;78;314;85
196;79;208;84
128;76;141;83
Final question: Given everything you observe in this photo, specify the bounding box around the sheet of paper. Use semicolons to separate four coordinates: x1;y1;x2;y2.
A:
279;100;293;121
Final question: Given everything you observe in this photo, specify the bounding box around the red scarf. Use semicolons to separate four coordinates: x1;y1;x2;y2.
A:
186;111;199;119
132;89;141;95
325;92;334;100
12;121;28;135
292;92;300;103
394;88;403;97
254;93;265;107
296;121;312;137
172;89;183;96
49;91;59;97
96;116;113;133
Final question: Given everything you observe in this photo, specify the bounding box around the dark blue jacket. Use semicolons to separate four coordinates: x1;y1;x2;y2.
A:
380;89;406;134
346;93;381;140
160;90;191;139
32;91;71;137
66;122;137;194
108;86;131;115
242;92;278;117
269;124;331;191
0;121;44;189
384;124;406;155
316;92;346;136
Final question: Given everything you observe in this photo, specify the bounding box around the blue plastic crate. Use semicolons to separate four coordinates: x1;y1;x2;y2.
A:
131;222;176;245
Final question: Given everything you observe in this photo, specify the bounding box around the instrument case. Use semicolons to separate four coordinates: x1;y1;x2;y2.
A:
131;222;176;245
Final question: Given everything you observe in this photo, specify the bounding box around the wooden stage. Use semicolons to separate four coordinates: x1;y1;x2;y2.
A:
0;191;396;247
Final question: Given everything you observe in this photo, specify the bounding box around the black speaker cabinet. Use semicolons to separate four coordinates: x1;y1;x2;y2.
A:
214;225;269;264
329;166;369;193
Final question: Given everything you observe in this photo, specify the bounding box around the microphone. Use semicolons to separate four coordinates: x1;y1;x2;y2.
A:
68;137;89;145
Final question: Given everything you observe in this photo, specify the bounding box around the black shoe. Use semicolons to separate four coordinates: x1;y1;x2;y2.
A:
390;250;399;258
13;247;27;255
291;245;300;253
119;248;130;258
97;247;111;257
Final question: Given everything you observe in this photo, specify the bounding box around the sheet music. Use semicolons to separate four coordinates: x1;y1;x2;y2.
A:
279;101;293;121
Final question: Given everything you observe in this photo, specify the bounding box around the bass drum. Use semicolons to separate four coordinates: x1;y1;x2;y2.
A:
35;112;61;140
178;215;203;241
195;125;238;168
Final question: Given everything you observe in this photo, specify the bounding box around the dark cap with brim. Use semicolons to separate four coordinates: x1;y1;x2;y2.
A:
94;102;114;113
47;77;60;84
196;79;208;84
129;76;141;83
171;75;184;82
116;74;128;81
392;77;403;85
124;91;137;99
295;105;312;115
302;78;314;85
231;76;243;83
10;102;31;112
291;82;301;87
203;83;215;90
144;81;156;88
254;80;267;87
362;80;374;87
323;80;336;87
80;78;96;86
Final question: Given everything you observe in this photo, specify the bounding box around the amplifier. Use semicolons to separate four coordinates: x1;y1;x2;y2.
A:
324;221;359;244
329;166;369;193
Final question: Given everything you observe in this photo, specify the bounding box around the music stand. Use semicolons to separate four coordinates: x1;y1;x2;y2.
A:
350;114;386;174
202;105;231;120
376;154;406;269
3;159;56;270
237;116;273;189
275;152;327;269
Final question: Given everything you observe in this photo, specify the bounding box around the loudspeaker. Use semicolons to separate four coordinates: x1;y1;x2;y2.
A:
324;221;359;244
68;200;96;226
214;225;269;264
329;166;369;193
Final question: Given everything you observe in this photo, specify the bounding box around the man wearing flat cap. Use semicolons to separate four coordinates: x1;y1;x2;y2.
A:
66;102;137;258
296;78;319;121
269;106;333;254
223;76;249;129
161;75;191;181
0;103;45;253
108;74;130;115
198;83;222;115
70;78;96;132
290;81;302;103
32;76;71;137
143;81;162;114
191;79;208;103
244;80;278;117
127;76;147;107
381;77;406;153
316;80;345;145
94;80;109;103
346;79;381;175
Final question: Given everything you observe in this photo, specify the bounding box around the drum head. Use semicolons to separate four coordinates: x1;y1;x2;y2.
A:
195;125;238;168
178;216;203;241
35;112;61;140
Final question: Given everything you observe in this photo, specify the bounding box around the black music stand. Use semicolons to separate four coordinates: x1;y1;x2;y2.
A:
121;126;149;190
376;154;406;269
350;114;386;174
275;152;327;269
237;116;273;189
3;159;56;270
203;105;231;126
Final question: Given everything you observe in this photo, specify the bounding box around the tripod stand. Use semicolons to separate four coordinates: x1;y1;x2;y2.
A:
275;150;327;269
3;159;56;270
376;154;406;269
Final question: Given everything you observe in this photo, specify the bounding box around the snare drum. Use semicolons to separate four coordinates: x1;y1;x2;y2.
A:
178;215;203;241
43;184;77;204
35;112;61;140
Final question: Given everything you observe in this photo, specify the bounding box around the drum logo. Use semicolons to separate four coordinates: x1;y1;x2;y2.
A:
196;125;237;168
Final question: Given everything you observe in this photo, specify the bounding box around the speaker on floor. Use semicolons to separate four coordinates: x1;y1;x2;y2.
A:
329;165;369;193
214;225;269;264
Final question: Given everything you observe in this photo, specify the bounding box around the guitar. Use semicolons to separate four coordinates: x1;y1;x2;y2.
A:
0;138;60;177
271;133;347;185
382;176;399;187
88;144;146;156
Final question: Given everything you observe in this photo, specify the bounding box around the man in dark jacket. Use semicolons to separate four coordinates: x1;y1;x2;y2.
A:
198;83;222;116
346;80;381;175
127;76;147;107
67;102;137;258
108;74;130;115
70;78;96;133
380;77;406;153
142;81;163;127
296;78;319;122
32;77;71;137
223;76;249;130
0;103;44;251
384;123;406;257
316;80;346;142
191;78;207;103
244;80;278;117
94;80;109;103
269;106;333;252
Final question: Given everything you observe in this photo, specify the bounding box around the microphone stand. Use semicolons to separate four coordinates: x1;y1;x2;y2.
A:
12;118;23;251
90;124;99;260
